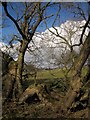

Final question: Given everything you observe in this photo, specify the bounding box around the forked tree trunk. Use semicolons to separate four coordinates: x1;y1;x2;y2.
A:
62;32;90;113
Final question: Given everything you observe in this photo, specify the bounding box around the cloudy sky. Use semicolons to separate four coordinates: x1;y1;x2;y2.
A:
1;2;89;68
1;2;89;44
0;20;89;68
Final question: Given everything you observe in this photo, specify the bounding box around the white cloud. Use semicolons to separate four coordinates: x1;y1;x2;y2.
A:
1;20;89;68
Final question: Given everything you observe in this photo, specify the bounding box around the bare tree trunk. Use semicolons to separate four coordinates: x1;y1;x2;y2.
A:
15;53;24;97
84;55;90;83
15;40;29;98
62;32;90;113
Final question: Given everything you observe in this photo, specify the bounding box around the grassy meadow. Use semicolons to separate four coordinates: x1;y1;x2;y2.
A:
22;66;88;91
25;66;87;80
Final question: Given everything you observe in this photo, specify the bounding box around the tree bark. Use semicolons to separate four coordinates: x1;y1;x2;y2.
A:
62;32;90;113
15;40;29;98
84;55;90;83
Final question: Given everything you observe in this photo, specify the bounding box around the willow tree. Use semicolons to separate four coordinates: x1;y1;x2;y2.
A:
2;2;55;100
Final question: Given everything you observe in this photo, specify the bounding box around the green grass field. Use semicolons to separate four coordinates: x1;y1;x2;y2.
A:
27;66;87;80
36;68;65;79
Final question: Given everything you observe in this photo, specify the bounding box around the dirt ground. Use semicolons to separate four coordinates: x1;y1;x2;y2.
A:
2;91;89;119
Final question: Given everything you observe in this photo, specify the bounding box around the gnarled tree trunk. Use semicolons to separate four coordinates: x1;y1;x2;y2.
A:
62;32;90;113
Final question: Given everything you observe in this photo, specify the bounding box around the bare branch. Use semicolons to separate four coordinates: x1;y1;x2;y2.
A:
2;2;27;40
71;15;90;49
